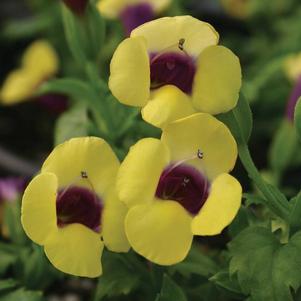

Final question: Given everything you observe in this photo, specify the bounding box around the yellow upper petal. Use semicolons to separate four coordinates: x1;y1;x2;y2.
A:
102;188;130;252
98;0;171;18
161;113;237;180
131;16;219;57
0;69;39;105
192;45;242;115
141;85;196;128
109;36;150;107
22;40;59;78
21;172;58;245
42;137;120;198
125;201;193;265
117;138;170;208
191;173;242;235
44;223;104;278
284;53;301;82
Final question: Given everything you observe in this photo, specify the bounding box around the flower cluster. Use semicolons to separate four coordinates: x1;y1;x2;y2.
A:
21;15;242;278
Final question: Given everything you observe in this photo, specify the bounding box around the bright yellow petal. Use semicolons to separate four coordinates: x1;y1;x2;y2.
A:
125;201;193;265
142;85;196;128
117;138;170;208
21;172;58;245
161;113;237;180
109;36;150;106
42;137;119;197
44;223;104;278
22;40;59;78
0;69;39;105
131;16;219;57
98;0;170;18
192;45;241;115
191;174;242;235
102;188;130;252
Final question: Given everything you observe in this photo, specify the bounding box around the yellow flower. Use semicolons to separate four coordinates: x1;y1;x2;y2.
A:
109;16;241;128
117;113;242;265
284;53;301;82
98;0;171;36
21;137;129;278
0;40;58;105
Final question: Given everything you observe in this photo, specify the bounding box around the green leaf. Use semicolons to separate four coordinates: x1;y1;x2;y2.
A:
38;78;97;103
169;244;218;278
0;288;45;301
55;104;89;145
218;94;253;144
269;120;299;173
3;202;26;245
289;192;301;233
210;269;243;295
155;274;187;301
295;98;301;140
85;3;106;61
0;279;18;293
93;252;140;301
61;4;87;64
229;226;301;301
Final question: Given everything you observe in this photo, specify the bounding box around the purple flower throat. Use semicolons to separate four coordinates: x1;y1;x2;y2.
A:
56;186;103;233
156;164;210;215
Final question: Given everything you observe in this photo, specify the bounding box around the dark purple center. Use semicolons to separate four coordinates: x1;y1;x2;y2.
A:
120;3;154;36
286;75;301;121
150;52;196;94
56;186;103;232
63;0;88;15
155;164;210;215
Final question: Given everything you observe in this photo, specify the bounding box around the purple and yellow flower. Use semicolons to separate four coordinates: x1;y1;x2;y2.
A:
117;113;242;265
284;53;301;121
109;16;241;128
21;137;129;277
0;40;58;105
98;0;171;36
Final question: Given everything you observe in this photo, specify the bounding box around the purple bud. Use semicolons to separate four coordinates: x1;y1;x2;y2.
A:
63;0;89;15
0;178;26;203
286;75;301;122
37;93;69;114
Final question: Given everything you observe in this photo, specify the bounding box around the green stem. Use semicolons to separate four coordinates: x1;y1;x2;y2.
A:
238;143;290;220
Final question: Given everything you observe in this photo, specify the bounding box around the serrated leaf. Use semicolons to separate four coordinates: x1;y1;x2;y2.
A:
218;94;253;144
269;120;298;173
210;269;243;295
289;192;301;233
229;226;301;301
55;104;89;145
155;274;187;301
295;98;301;140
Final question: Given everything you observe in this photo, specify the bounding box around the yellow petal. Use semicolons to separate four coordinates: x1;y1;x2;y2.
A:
102;188;130;252
125;201;193;265
192;45;241;115
22;40;59;78
142;85;196;128
131;16;219;57
284;53;301;82
42;137;119;197
191;173;242;235
44;223;104;278
21;172;58;245
98;0;171;19
161;113;237;180
117;138;170;208
109;36;150;106
0;69;39;105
